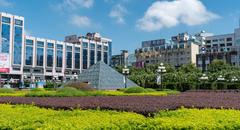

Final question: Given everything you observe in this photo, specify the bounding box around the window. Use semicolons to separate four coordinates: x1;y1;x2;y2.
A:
47;49;54;67
1;24;10;53
97;45;102;50
56;44;63;68
83;42;88;48
179;44;184;49
212;39;218;42
47;43;54;48
90;50;95;65
90;43;95;50
104;46;108;51
220;44;225;47
219;38;225;42
83;49;88;69
226;37;232;42
66;46;72;68
75;47;80;69
26;39;33;46
13;26;23;65
14;19;23;26
36;41;44;66
206;40;211;43
25;46;33;65
47;42;54;67
97;51;101;61
227;43;232;46
37;41;44;47
25;39;33;65
104;52;108;64
2;16;10;23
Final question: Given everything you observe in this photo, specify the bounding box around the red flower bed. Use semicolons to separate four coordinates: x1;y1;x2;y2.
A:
1;91;240;115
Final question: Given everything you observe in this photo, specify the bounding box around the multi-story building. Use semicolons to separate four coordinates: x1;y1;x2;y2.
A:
196;27;240;71
111;50;136;67
111;50;128;67
135;33;200;68
0;12;112;83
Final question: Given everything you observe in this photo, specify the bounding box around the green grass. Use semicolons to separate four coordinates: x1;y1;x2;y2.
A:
1;104;240;129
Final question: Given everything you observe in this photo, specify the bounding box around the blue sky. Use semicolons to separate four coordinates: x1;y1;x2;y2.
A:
0;0;240;54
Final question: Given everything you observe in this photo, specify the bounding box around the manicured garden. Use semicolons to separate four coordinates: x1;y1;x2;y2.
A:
1;104;240;129
0;91;240;116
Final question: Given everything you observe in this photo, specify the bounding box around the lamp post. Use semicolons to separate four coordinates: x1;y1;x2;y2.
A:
199;73;208;89
73;73;78;82
231;76;238;82
52;76;58;89
122;65;129;88
29;68;35;89
156;63;166;89
217;75;225;81
217;75;225;89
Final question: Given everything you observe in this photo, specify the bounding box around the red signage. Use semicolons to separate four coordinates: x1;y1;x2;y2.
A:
0;68;9;73
0;53;10;73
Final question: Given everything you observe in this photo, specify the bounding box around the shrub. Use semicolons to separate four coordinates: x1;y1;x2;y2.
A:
145;88;156;92
30;88;45;92
64;82;95;91
0;88;14;93
56;87;86;96
124;87;145;93
45;82;55;88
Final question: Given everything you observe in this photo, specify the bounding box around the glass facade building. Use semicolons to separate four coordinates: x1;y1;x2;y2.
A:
0;12;112;82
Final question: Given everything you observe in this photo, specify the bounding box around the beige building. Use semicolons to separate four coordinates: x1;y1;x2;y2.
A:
135;33;200;67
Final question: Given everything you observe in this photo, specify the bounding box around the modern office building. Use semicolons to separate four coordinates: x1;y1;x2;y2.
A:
111;50;129;67
135;33;200;68
0;12;112;83
196;27;240;71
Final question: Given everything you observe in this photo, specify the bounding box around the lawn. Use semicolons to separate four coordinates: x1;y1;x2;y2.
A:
1;104;240;129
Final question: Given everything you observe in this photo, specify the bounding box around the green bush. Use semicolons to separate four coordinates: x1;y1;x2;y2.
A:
2;104;240;129
124;87;146;93
0;88;14;93
56;87;86;97
30;88;45;92
64;82;95;91
145;88;156;92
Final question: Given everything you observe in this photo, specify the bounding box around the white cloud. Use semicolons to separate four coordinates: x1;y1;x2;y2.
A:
57;0;94;11
70;15;92;28
0;0;12;7
109;4;128;24
137;0;219;32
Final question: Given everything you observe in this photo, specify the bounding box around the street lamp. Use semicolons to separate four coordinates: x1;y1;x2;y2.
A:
199;73;208;89
217;75;225;81
156;63;166;89
29;68;36;89
231;76;238;82
73;73;78;82
122;65;129;88
52;76;58;89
